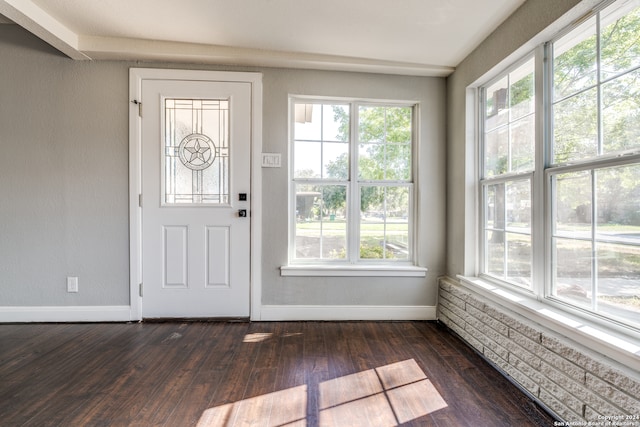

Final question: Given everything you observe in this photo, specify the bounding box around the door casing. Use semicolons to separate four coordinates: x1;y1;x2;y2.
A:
128;68;263;321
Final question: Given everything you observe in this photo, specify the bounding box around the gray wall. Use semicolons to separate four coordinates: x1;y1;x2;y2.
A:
1;26;130;306
0;24;446;310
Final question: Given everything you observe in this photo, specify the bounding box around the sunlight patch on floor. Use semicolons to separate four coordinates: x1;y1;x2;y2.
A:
197;385;307;426
242;332;274;343
197;358;447;426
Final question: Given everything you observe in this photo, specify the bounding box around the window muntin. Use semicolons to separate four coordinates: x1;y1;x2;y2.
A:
291;100;415;264
479;0;640;330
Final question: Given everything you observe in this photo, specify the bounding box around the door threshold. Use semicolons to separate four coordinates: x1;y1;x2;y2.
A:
142;317;250;323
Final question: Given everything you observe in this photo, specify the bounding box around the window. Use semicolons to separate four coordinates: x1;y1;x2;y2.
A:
479;0;640;330
481;57;536;289
290;99;415;265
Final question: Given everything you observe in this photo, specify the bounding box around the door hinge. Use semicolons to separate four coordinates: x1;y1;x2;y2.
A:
132;99;142;117
139;193;143;208
139;282;143;297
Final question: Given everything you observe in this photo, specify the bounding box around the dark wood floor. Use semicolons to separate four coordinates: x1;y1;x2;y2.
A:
0;321;555;427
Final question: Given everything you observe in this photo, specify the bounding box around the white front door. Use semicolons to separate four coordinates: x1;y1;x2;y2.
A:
140;78;252;318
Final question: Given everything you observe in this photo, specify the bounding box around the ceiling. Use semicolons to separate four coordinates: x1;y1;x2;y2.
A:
0;0;526;76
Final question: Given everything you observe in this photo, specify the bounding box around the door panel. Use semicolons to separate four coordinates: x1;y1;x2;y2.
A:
141;79;251;318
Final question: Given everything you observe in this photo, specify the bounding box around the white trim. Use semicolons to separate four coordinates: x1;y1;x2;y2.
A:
0;306;132;323
259;305;436;321
280;265;427;277
128;68;263;321
457;275;640;371
250;73;264;322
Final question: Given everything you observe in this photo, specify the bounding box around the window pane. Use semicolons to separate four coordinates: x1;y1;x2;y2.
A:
510;58;535;120
323;104;349;142
485;182;505;278
602;68;640;155
553;88;598;163
295;184;347;259
511;114;535;173
596;165;640;243
484;127;508;177
507;233;531;286
294;104;321;140
386;143;411;180
601;2;640;80
385;107;412;143
358;106;385;142
359;143;384;180
323;142;349;180
552;237;593;309
596;242;640;326
553;171;592;236
486;230;505;277
485;76;509;129
553;17;597;100
506;179;531;231
294;140;322;178
485;183;505;231
360;186;410;260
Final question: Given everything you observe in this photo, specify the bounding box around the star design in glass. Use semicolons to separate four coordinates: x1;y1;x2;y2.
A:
184;138;211;164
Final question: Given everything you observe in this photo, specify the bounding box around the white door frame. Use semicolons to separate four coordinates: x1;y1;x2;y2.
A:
128;68;263;321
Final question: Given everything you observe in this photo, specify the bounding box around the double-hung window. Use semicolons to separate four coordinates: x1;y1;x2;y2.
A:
481;57;536;289
290;98;416;265
479;0;640;331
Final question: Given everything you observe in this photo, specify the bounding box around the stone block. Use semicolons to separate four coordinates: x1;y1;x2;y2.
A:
586;373;640;414
466;303;509;336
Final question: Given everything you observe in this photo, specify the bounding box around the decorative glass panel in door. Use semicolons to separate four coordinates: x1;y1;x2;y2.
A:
164;98;230;204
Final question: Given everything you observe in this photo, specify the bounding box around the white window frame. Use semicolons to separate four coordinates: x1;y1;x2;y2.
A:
466;0;640;368
282;96;427;277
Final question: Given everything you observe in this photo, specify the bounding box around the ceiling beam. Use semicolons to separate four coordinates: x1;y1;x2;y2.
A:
0;0;90;60
80;36;454;77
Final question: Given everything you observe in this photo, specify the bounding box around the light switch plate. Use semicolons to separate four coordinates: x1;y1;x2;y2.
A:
261;153;281;168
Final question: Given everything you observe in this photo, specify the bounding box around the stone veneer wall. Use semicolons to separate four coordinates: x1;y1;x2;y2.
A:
438;276;640;425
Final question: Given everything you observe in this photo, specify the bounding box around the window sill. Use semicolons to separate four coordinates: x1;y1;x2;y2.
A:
457;275;640;371
281;265;428;277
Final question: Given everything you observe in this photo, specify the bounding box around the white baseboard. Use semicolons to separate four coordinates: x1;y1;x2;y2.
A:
0;306;133;323
257;305;437;321
0;305;436;323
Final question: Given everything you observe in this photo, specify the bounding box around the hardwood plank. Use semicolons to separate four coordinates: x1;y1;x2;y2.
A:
163;322;245;427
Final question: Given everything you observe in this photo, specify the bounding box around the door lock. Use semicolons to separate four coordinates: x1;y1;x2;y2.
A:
238;209;247;217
